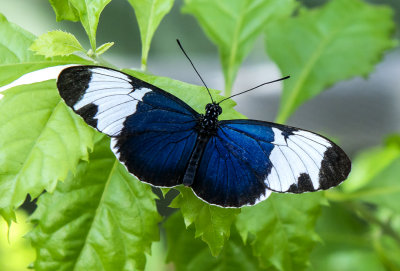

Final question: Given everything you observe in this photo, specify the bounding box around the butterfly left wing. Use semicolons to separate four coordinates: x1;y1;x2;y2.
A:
57;65;200;187
190;119;351;207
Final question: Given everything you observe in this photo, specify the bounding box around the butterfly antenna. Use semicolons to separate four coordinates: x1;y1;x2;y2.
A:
217;76;290;104
176;39;214;103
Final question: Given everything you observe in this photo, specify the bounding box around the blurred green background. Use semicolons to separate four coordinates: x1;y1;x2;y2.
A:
1;0;400;270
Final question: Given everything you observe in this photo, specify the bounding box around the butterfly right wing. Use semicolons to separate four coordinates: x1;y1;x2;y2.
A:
57;65;199;187
190;119;351;207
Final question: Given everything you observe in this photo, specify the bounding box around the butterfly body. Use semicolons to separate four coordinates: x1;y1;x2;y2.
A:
57;66;351;208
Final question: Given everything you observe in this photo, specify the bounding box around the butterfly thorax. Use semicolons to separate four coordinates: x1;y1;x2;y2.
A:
196;103;222;136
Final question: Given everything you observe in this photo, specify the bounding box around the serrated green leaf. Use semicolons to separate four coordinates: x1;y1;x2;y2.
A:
236;193;323;271
49;0;80;21
0;13;89;87
0;81;94;222
267;0;396;123
170;187;240;256
127;0;174;70
182;0;297;94
165;212;263;271
28;135;161;271
95;41;114;55
30;30;85;58
68;0;112;50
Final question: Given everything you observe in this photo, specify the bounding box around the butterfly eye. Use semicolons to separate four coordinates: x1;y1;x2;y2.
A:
217;106;222;115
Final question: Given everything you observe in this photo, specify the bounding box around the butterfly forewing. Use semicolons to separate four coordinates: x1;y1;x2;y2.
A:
57;66;199;187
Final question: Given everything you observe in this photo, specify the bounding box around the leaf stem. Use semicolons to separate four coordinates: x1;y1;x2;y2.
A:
347;202;400;246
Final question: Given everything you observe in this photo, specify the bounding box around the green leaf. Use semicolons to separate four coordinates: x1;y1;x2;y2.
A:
266;0;397;123
127;0;174;70
309;203;386;271
0;13;89;87
182;0;297;94
236;193;323;270
0;81;94;222
327;135;400;214
49;0;80;21
374;233;400;270
95;41;114;55
30;30;85;58
28;135;161;271
170;187;240;256
165;212;263;271
0;210;35;271
334;159;400;214
64;0;112;50
341;141;400;193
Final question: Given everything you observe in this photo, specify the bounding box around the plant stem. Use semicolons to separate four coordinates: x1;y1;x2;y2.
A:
348;202;400;246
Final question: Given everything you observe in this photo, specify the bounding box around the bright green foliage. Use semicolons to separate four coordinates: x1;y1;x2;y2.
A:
170;187;240;256
266;0;397;123
182;0;297;94
165;212;263;271
0;0;398;269
342;135;400;193
335;139;400;214
236;193;323;271
28;135;161;271
0;13;88;86
48;0;112;50
309;203;386;271
30;30;85;58
319;136;400;271
94;42;115;55
127;0;174;70
49;0;80;21
0;81;94;223
0;210;35;271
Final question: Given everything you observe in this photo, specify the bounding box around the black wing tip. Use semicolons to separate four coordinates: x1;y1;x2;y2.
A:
57;66;93;107
318;144;351;190
285;145;351;194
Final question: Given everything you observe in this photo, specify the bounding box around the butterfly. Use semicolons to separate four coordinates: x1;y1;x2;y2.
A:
57;64;351;208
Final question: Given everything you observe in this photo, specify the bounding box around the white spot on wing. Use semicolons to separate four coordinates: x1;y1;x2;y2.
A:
269;146;295;191
266;127;332;191
287;137;320;189
91;68;131;80
75;67;152;137
294;130;330;147
94;87;151;136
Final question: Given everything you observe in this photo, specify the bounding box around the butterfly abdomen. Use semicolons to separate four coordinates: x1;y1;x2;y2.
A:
182;135;210;186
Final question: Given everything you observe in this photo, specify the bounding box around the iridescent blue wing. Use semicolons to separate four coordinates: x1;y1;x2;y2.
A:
57;66;199;187
191;119;351;207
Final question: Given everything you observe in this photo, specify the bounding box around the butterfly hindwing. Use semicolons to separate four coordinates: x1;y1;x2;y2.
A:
58;66;200;187
191;120;351;207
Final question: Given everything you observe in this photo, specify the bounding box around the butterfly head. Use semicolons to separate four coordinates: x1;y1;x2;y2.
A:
196;103;222;135
205;103;222;117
